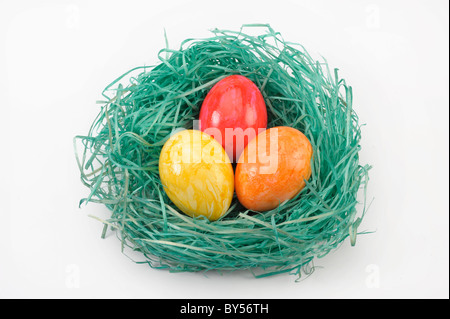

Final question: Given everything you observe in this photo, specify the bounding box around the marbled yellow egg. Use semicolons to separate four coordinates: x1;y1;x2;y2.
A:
159;129;234;221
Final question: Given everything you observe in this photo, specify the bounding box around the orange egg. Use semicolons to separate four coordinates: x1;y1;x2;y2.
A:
235;126;313;211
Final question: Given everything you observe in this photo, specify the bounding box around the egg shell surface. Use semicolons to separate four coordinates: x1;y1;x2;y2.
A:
235;126;313;212
159;129;234;221
199;75;267;162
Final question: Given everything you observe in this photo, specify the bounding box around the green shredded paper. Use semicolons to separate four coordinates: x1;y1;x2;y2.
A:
74;24;371;279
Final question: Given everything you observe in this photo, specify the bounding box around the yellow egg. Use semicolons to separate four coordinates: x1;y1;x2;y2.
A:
159;129;234;221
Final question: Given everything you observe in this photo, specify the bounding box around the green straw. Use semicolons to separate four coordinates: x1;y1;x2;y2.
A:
74;24;371;279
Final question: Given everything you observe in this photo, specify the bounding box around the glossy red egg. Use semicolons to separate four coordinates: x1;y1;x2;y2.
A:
199;75;267;162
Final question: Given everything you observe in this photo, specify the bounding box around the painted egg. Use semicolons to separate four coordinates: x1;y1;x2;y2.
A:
159;129;234;221
199;75;267;162
235;126;313;212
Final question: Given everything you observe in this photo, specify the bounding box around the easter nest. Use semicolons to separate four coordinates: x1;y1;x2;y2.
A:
74;24;371;279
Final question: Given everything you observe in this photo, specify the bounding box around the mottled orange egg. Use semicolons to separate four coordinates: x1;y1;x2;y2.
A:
235;126;313;212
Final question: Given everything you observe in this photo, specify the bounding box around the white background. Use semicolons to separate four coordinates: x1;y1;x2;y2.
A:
0;0;448;299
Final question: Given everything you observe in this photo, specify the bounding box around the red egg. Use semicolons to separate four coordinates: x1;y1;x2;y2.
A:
199;75;267;162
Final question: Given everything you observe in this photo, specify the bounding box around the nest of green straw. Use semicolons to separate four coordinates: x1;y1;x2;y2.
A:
74;25;371;279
